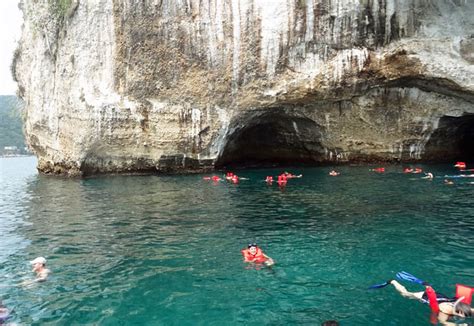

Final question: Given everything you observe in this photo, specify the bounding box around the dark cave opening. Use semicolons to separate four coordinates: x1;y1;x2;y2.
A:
215;111;326;168
424;114;474;161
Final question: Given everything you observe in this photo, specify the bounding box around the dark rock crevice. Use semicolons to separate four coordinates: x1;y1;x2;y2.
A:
215;110;325;168
424;114;474;161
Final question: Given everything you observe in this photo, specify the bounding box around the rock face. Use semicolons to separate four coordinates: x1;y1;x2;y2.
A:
14;0;474;176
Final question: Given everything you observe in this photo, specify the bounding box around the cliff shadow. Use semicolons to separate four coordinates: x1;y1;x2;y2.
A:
423;114;474;161
215;109;326;168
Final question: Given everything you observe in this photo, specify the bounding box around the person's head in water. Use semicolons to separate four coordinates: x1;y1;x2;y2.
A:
454;301;472;318
30;257;46;272
248;243;257;255
29;256;50;282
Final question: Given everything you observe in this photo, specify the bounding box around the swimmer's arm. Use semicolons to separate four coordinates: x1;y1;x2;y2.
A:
21;274;49;286
20;280;31;286
21;278;45;286
20;279;36;286
390;280;422;300
263;253;274;265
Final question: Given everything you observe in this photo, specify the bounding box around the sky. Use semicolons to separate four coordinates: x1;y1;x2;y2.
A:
0;0;22;95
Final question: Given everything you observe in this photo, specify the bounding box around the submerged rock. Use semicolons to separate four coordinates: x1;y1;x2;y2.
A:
13;0;474;176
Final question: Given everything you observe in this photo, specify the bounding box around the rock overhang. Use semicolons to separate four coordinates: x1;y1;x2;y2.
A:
13;0;474;176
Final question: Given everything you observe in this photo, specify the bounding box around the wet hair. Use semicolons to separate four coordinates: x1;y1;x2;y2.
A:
248;243;257;248
455;302;472;317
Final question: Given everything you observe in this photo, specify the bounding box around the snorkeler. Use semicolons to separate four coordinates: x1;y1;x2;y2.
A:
241;243;274;266
371;167;385;173
388;279;473;324
371;271;474;325
422;172;434;180
277;174;287;186
283;172;302;178
203;175;222;181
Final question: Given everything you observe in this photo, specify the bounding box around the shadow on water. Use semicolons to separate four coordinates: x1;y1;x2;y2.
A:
1;158;473;325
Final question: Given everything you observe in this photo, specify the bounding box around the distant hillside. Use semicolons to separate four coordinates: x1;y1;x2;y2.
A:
0;95;27;155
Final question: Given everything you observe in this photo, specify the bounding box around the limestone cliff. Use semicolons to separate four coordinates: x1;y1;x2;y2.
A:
14;0;474;176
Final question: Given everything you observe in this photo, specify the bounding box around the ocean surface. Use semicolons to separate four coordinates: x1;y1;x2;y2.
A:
1;156;473;325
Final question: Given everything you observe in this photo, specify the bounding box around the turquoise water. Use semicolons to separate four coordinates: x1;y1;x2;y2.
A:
1;156;473;325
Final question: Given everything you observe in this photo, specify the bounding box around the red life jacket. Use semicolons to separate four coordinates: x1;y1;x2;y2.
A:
241;247;267;263
455;162;466;169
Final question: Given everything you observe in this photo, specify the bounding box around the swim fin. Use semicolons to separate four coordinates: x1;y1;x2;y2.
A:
396;271;427;285
368;281;391;290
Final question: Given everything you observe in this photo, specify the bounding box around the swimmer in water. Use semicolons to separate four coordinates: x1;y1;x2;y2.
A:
22;257;50;286
329;170;340;176
241;243;274;266
283;172;302;178
371;167;385;173
444;179;454;185
422;172;434;180
277;174;288;185
388;280;474;325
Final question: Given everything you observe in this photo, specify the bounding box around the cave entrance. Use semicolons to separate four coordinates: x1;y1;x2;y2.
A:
215;110;326;168
424;114;474;161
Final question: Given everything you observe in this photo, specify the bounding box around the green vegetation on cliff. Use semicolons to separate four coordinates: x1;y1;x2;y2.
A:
0;95;27;154
49;0;74;23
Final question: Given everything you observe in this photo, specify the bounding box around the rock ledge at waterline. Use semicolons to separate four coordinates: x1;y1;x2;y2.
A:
13;0;474;176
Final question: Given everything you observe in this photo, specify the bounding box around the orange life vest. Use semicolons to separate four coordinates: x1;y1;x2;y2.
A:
456;284;474;305
241;247;267;263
